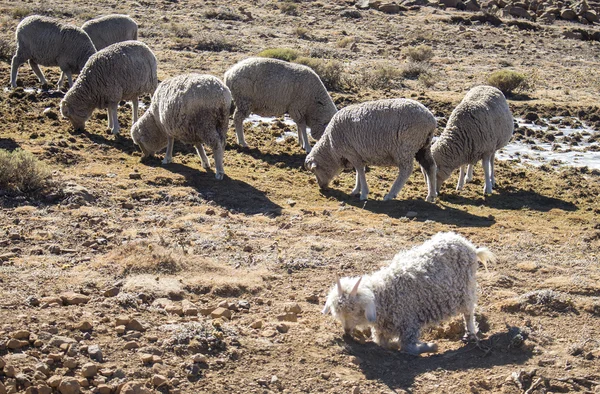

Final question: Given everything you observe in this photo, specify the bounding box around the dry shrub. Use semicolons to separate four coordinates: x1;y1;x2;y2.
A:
257;47;299;62
0;37;13;62
400;61;433;80
103;240;186;276
194;33;237;52
279;2;298;15
204;7;242;21
295;56;345;91
336;37;356;49
486;69;528;96
169;22;192;39
362;65;404;90
0;148;51;193
404;44;434;62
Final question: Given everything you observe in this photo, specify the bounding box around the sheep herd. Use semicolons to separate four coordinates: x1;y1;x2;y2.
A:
8;13;516;354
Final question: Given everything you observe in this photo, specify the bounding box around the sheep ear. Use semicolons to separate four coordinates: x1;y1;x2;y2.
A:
322;302;330;315
350;277;362;297
310;162;317;171
335;274;342;294
365;300;376;322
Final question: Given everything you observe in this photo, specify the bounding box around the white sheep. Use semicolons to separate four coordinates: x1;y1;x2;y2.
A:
223;57;338;152
131;74;232;180
322;232;496;355
432;85;514;195
60;41;158;135
82;14;138;51
10;15;96;88
304;98;437;202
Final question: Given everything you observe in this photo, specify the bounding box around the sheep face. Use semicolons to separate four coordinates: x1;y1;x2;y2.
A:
60;100;90;131
130;112;168;158
435;164;453;192
304;156;342;190
322;276;377;335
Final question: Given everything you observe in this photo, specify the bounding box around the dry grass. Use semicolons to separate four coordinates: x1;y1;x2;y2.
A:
0;148;51;193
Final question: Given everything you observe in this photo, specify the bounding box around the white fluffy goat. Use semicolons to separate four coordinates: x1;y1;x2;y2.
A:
305;98;437;202
131;74;232;180
223;57;338;152
322;232;496;355
432;85;514;195
60;41;158;135
10;15;96;88
82;14;138;50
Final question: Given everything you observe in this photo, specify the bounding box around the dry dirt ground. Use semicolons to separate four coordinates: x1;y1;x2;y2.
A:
1;1;600;393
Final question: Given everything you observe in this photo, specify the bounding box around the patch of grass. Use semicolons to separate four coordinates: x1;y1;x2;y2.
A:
404;44;434;62
486;69;528;96
194;33;237;52
168;22;192;39
295;56;345;91
279;2;298;15
11;7;30;19
0;148;51;193
400;61;433;80
257;47;299;62
105;240;185;276
0;37;13;62
204;7;242;21
293;26;309;39
336;37;356;49
362;65;404;90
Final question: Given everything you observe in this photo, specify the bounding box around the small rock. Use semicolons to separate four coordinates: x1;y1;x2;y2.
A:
249;320;263;329
120;381;154;394
192;354;208;364
121;202;134;210
47;376;62;388
182;300;198;316
115;325;126;334
152;355;162;364
140;353;154;363
0;357;5;369
210;307;232;320
87;345;103;362
165;304;184;316
378;2;401;13
40;296;63;306
11;330;31;340
126;319;146;332
284;303;302;314
60;292;90;306
5;365;16;377
58;377;80;394
199;307;216;316
123;341;139;350
305;294;319;303
7;339;28;349
115;316;131;326
261;329;277;338
103;287;119;297
151;374;167;387
73;321;92;331
63;358;78;369
321;372;331;380
96;384;111;394
352;386;361;394
129;173;142;180
80;363;97;378
276;313;297;322
276;323;289;333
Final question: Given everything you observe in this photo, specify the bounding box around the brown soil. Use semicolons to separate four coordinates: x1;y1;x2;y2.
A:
0;1;599;394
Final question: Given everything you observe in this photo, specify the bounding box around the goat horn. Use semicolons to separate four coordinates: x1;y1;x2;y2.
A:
335;274;342;294
350;277;362;297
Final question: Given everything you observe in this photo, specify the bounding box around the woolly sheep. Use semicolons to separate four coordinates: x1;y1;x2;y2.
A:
131;74;232;180
60;41;158;135
82;14;138;50
223;57;338;152
10;15;96;89
322;232;496;355
304;98;437;202
432;85;514;195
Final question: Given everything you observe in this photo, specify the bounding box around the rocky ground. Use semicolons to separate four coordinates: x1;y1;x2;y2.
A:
1;0;600;393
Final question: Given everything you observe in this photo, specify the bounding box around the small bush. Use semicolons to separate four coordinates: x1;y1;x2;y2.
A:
11;7;30;19
336;37;356;49
400;61;433;80
0;37;13;62
294;26;309;39
295;56;345;91
404;45;434;62
195;33;237;52
0;149;51;193
204;8;242;21
257;48;299;62
279;2;298;15
362;66;404;89
486;70;527;95
169;23;192;39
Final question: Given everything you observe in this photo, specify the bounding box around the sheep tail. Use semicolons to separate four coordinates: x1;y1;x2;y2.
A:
475;247;496;272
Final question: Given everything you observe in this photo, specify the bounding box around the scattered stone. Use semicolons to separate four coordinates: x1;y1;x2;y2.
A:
378;2;401;13
182;300;198;316
123;341;140;350
47;376;62;388
96;384;111;394
58;378;80;394
284;303;302;314
305;294;319;303
237;300;250;309
321;372;331;380
73;321;93;331
250;320;263;329
276;312;297;322
5;365;16;377
7;339;28;349
129;172;142;180
126;319;146;332
352;386;361;394
192;354;208;364
40;296;63;306
261;329;277;338
10;330;30;340
0;357;5;369
199;306;216;316
87;345;103;362
140;353;154;363
210;307;232;320
63;358;78;369
121;202;134;210
80;363;97;378
151;375;167;387
43;108;59;120
103;287;120;297
276;323;290;333
120;381;154;394
115;325;126;334
165;304;184;316
561;8;577;20
60;292;90;306
116;316;131;326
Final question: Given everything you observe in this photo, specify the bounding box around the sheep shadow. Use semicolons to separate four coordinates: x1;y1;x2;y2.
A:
321;189;496;227
0;138;20;152
440;187;578;212
232;145;307;170
341;328;534;391
147;160;282;216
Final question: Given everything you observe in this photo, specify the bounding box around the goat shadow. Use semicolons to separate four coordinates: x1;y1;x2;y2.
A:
342;328;534;391
440;185;578;212
321;189;496;228
144;158;282;216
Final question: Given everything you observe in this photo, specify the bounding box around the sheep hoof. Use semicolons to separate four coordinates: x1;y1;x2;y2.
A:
215;172;224;180
425;194;436;203
162;157;172;165
202;163;211;170
383;194;394;201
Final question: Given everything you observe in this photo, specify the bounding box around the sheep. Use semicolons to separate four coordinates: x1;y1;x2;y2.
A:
131;74;232;180
322;232;496;355
60;41;158;135
10;15;96;89
432;85;514;195
223;57;337;152
82;14;138;51
304;98;437;202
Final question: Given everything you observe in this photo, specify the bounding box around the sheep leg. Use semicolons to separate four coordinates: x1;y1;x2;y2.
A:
107;109;113;130
195;145;211;170
490;152;496;187
354;166;369;201
462;312;478;341
482;153;493;194
162;136;174;164
384;164;413;201
416;146;437;202
233;109;248;147
456;165;467;191
108;103;120;135
10;54;24;88
372;329;393;349
466;164;474;182
28;60;48;87
65;71;73;88
403;341;439;355
297;121;311;153
132;96;139;124
351;169;363;196
212;141;225;180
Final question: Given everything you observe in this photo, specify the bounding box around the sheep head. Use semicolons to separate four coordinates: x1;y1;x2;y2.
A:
322;275;376;335
60;99;89;132
304;154;341;190
130;111;167;159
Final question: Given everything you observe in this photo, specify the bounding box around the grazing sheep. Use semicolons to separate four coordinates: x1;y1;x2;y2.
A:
60;41;158;135
304;99;437;202
432;85;514;195
131;74;232;180
322;232;496;355
82;14;138;50
10;15;96;88
223;57;337;152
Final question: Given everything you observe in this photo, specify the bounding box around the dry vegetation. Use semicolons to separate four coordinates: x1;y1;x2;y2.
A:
0;0;599;393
